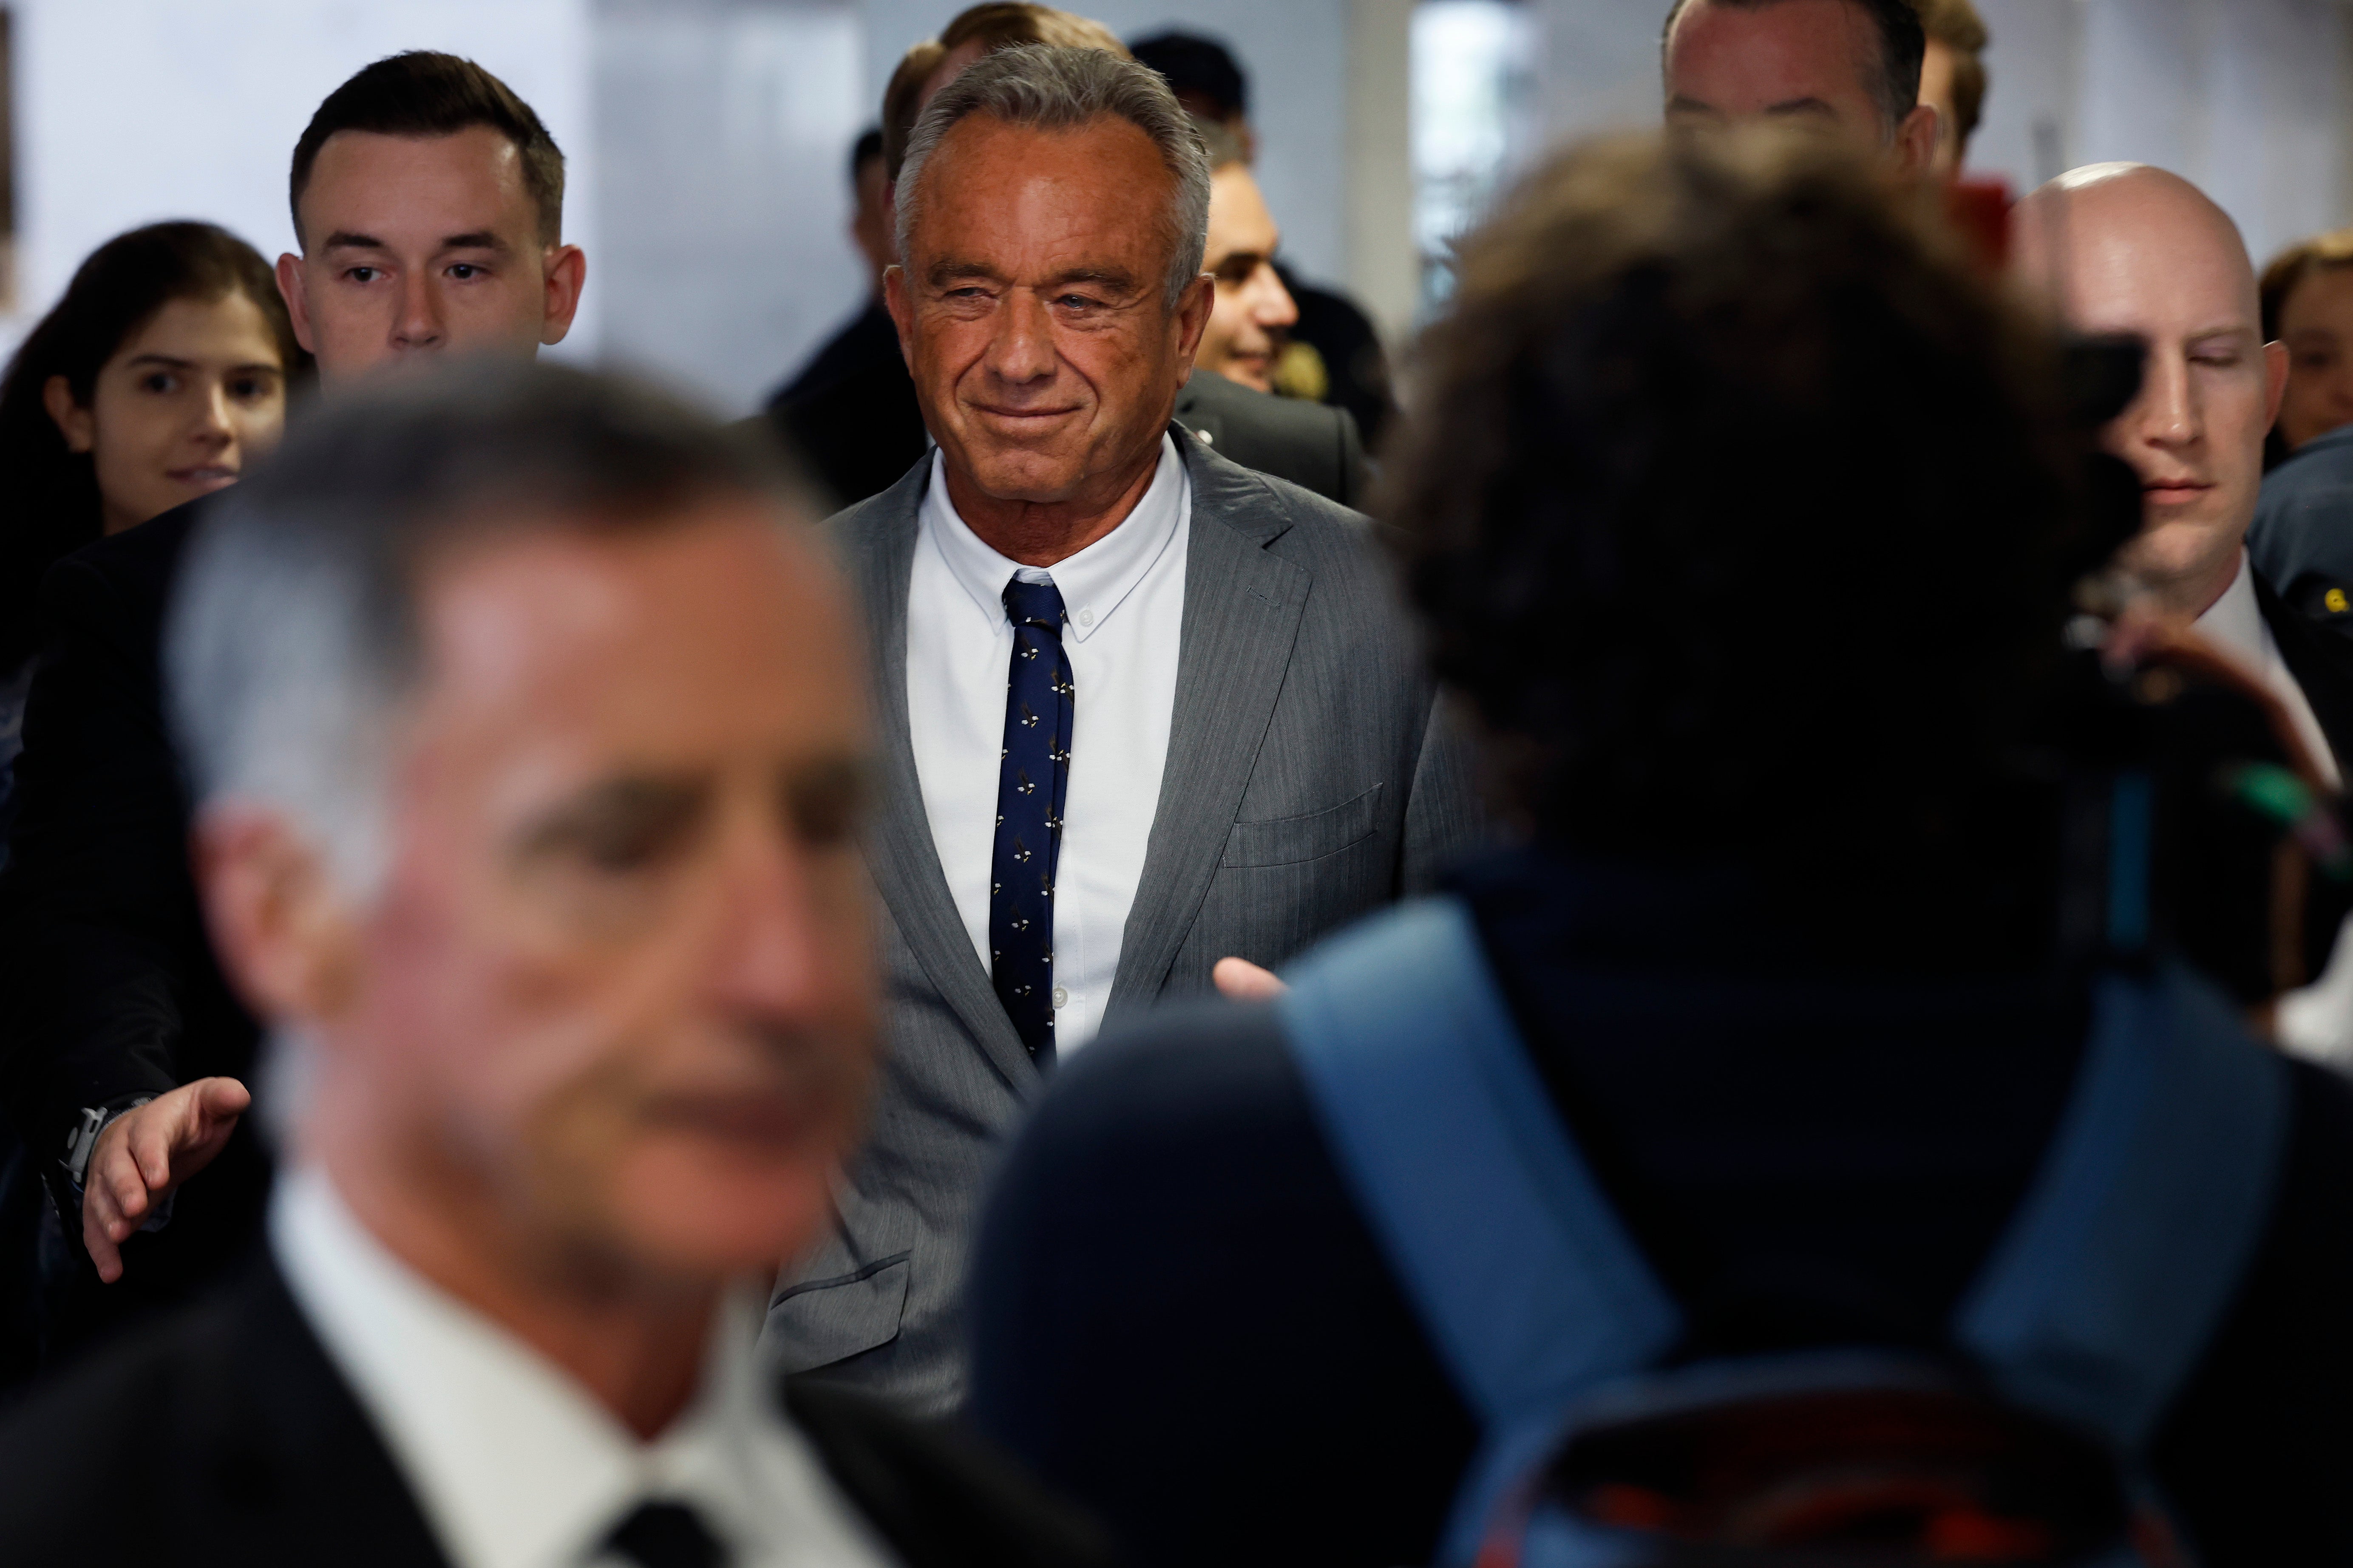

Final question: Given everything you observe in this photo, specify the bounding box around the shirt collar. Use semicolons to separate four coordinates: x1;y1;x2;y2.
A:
270;1167;787;1568
2192;548;2265;661
918;432;1188;644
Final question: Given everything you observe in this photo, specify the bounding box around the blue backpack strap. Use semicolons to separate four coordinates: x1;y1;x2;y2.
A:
1956;961;2290;1452
1277;898;1682;1561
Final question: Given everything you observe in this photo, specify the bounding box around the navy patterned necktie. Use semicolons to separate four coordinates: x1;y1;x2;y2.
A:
992;575;1074;1061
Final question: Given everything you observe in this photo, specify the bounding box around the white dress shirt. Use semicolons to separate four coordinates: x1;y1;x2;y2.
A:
905;435;1190;1053
272;1168;895;1568
2194;549;2340;787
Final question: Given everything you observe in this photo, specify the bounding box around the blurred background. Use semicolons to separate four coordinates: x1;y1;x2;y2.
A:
5;0;2346;415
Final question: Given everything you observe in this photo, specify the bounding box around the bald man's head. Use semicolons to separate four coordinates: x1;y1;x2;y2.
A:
2013;164;2287;618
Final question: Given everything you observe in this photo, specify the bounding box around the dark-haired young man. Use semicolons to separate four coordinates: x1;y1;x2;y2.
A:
1;50;586;1366
1662;0;1938;176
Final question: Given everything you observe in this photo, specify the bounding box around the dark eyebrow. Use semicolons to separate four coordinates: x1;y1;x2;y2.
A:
513;774;714;862
440;231;508;253
927;259;1005;288
1763;98;1839;118
120;354;285;377
1664;96;1724;116
320;230;387;253
1043;267;1138;294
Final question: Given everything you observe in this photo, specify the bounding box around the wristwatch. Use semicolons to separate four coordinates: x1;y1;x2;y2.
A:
61;1097;153;1194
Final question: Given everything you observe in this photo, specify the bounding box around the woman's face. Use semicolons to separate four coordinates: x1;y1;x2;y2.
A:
2276;265;2353;453
45;290;289;534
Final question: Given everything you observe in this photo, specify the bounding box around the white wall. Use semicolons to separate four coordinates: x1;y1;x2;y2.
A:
8;0;597;358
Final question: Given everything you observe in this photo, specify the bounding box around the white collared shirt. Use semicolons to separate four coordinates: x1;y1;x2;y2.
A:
271;1168;895;1568
905;435;1190;1053
2194;549;2341;787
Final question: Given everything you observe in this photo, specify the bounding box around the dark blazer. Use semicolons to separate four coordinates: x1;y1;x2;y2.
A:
760;433;1481;1412
0;498;267;1353
0;1254;1114;1568
758;301;932;513
2251;424;2353;645
2255;561;2353;770
1171;368;1366;507
967;854;2353;1568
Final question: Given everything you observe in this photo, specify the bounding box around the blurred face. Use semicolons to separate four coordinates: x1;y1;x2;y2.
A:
850;152;893;280
309;508;875;1285
46;291;289;535
1919;36;1965;179
278;127;587;383
887;113;1211;525
2021;173;2288;616
1196;164;1297;392
2276;265;2353;451
1665;0;1935;175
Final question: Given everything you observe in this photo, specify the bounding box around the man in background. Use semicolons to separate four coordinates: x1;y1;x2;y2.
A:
0;364;1108;1568
2014;164;2353;782
1172;115;1366;507
1132;28;1395;448
0;51;587;1364
1662;0;1937;177
758;129;929;509
1911;0;1988;179
762;45;1474;1412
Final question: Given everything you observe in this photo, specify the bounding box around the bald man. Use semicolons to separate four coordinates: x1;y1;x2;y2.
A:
2016;163;2353;782
1661;0;1938;176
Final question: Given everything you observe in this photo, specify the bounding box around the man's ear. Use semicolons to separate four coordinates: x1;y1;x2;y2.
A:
191;803;363;1027
2264;338;2290;429
883;265;914;369
539;244;588;347
43;376;93;453
275;253;319;356
1895;104;1940;180
1172;272;1214;375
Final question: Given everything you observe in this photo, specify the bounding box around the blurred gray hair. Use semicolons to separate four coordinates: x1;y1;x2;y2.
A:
167;361;805;891
895;44;1212;311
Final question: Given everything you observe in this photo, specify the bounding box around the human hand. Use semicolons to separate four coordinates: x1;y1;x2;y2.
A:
82;1077;251;1283
1212;956;1287;1001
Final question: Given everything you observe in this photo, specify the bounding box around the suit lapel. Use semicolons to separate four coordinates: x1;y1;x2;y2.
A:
837;469;1037;1089
1105;437;1311;1025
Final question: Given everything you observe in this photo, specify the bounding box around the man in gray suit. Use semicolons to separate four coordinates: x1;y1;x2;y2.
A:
760;44;1477;1411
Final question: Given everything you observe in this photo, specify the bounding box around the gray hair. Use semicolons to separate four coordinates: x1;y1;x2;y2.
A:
167;362;802;890
895;44;1212;311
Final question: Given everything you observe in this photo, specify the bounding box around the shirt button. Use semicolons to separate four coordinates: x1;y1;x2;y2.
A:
1076;609;1095;627
1052;987;1069;1009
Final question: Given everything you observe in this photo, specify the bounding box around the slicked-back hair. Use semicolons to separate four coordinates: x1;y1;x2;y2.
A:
167;363;805;886
1661;0;1926;136
290;51;565;248
2262;228;2353;341
880;4;1131;182
1384;130;2094;957
896;44;1211;312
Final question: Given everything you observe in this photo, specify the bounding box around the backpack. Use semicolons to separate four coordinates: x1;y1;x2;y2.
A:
1275;898;2289;1568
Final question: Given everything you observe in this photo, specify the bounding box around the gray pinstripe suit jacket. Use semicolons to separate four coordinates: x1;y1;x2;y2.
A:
760;429;1480;1412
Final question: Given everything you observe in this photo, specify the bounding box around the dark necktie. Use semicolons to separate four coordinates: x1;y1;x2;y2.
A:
604;1500;727;1568
992;575;1074;1061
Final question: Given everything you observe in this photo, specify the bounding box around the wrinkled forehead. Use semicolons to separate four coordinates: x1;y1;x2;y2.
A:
2019;179;2259;340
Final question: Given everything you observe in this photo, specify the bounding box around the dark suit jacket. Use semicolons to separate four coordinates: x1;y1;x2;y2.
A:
2251;425;2353;644
2254;546;2353;779
0;1254;1114;1568
762;432;1480;1411
968;853;2353;1568
0;498;267;1352
1171;368;1366;507
759;301;932;513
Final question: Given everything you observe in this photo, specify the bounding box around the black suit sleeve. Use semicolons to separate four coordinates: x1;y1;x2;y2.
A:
1;556;196;1156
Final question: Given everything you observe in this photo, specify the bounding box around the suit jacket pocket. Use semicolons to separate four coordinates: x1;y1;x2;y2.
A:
766;1251;910;1372
1222;783;1385;868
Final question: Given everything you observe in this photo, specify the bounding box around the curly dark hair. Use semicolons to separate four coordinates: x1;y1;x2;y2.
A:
1387;133;2098;914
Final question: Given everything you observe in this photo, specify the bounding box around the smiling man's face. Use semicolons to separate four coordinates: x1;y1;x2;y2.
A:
2020;167;2288;617
887;112;1208;537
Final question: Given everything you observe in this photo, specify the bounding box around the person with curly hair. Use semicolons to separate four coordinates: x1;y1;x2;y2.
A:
963;130;2353;1568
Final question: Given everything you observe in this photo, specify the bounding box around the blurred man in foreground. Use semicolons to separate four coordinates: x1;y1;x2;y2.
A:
0;365;1108;1568
763;45;1474;1412
968;130;2353;1568
1171;116;1365;505
2015;164;2353;782
2;50;588;1364
1663;0;1936;175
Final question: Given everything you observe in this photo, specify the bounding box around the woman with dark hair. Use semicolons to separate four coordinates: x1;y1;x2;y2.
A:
0;220;304;792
